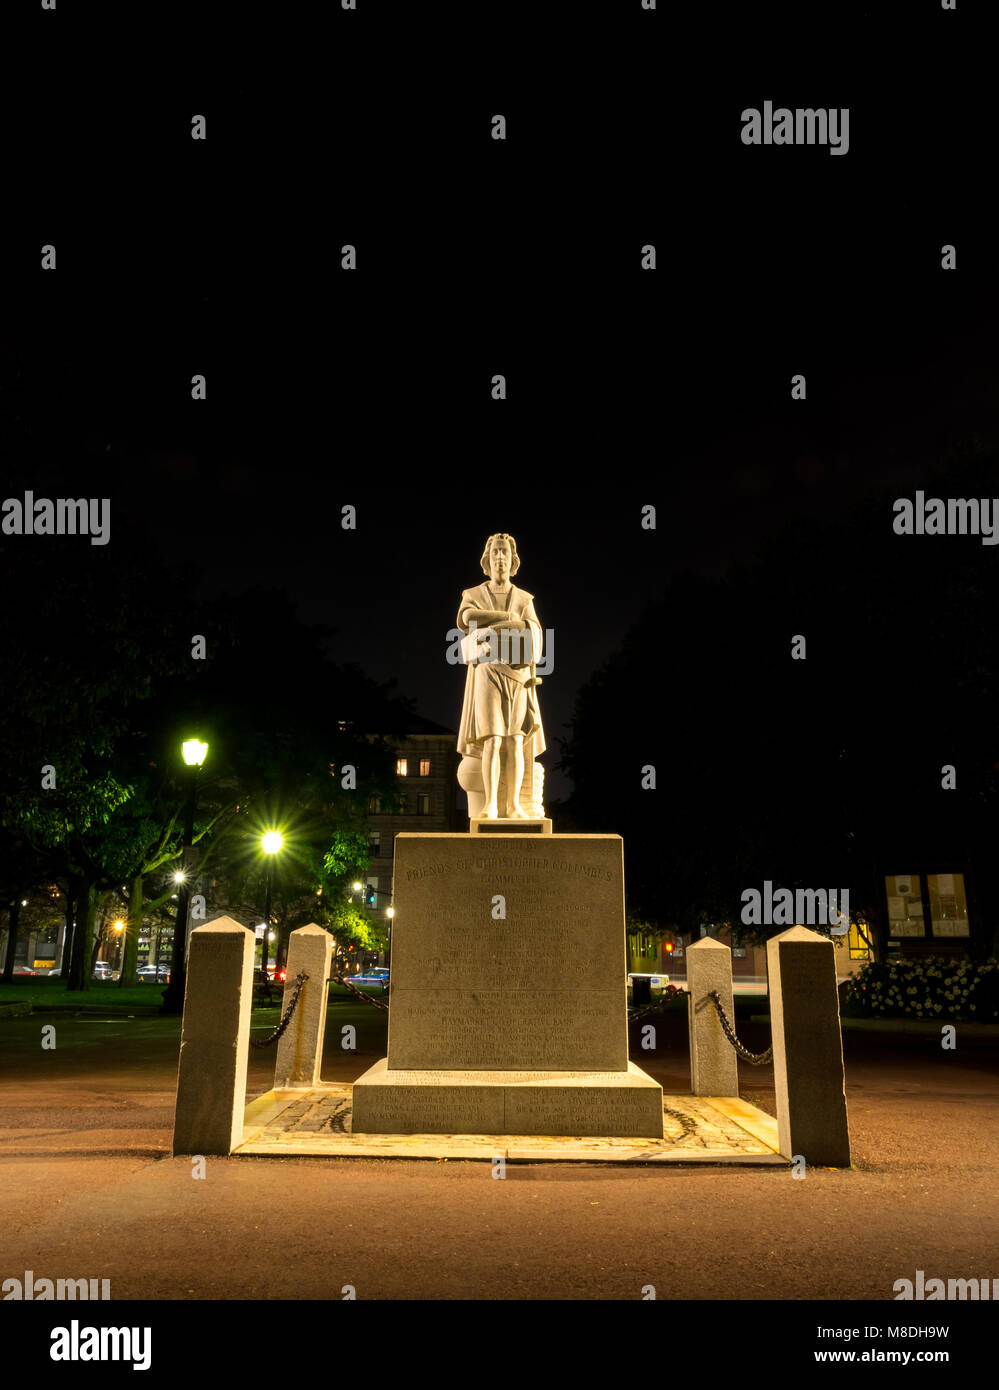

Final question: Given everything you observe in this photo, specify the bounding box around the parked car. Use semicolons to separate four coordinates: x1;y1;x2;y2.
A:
627;973;669;997
351;969;390;990
12;965;37;976
93;962;113;979
136;965;170;983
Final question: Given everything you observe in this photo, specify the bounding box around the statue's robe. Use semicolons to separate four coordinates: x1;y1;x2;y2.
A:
455;582;547;759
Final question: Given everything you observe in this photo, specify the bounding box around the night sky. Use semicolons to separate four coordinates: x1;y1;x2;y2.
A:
3;1;996;802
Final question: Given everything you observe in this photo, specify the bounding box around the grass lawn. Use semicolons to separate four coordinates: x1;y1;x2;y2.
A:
0;977;171;1011
0;976;390;1014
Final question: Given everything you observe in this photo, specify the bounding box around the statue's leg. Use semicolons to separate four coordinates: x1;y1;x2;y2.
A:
506;735;528;817
481;736;502;818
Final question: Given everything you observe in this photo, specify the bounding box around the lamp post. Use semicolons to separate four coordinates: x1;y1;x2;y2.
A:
160;738;208;1015
259;830;284;979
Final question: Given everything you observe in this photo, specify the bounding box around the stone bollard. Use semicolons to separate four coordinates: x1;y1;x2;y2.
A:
767;925;851;1166
273;924;334;1088
172;918;255;1156
687;937;739;1097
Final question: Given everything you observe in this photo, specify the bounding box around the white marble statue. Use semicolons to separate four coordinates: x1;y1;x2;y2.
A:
455;533;546;820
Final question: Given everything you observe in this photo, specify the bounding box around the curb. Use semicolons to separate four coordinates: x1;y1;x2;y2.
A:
3;1003;162;1017
0;1001;31;1018
751;1014;999;1038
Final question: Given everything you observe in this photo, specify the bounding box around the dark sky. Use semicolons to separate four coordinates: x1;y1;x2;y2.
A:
2;0;997;801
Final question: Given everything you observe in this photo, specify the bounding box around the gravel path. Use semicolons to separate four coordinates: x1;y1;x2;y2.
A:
1;1013;997;1300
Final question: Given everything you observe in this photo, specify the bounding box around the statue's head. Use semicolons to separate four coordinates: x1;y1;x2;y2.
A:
480;532;521;579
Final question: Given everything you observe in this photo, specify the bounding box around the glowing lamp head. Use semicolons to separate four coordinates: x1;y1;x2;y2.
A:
352;881;363;893
173;871;185;883
113;920;124;932
262;831;284;855
386;906;395;919
182;739;209;767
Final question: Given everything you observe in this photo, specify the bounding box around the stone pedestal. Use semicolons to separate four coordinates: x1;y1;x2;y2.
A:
352;833;663;1138
173;919;255;1155
470;816;553;835
351;1060;664;1137
273;923;334;1088
767;925;851;1167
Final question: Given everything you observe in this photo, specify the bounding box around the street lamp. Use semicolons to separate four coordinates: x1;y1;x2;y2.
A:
161;737;209;1014
259;830;284;978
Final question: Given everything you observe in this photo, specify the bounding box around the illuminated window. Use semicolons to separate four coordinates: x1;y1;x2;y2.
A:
885;874;926;938
419;758;431;776
849;920;872;960
927;873;970;938
396;758;408;777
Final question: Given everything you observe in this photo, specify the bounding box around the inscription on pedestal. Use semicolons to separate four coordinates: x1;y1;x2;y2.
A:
387;835;628;1071
352;1083;503;1135
504;1087;663;1138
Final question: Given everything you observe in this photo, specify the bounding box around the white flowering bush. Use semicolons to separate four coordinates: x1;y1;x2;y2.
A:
842;956;999;1022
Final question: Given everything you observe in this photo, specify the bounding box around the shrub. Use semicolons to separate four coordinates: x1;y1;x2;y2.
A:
841;956;999;1022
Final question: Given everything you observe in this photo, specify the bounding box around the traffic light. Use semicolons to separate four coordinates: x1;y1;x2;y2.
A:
366;885;376;907
664;941;674;955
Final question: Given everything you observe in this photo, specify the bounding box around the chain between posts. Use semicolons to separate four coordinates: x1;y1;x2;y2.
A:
330;973;390;1013
707;989;774;1065
628;1001;666;1023
249;970;309;1047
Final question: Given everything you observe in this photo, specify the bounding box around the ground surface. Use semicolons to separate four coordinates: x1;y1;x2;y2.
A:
1;1002;997;1300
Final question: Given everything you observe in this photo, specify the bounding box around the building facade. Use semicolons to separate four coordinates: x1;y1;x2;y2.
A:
364;716;462;956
